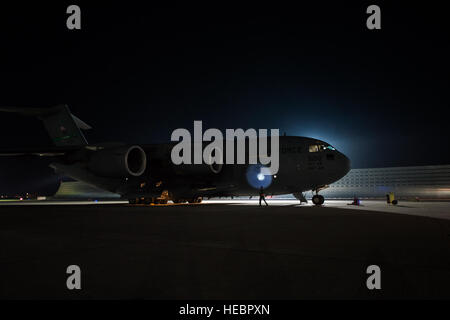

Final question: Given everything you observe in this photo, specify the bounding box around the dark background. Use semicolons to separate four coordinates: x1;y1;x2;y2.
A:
0;2;449;194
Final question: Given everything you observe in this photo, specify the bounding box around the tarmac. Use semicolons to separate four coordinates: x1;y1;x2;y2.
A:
1;200;449;299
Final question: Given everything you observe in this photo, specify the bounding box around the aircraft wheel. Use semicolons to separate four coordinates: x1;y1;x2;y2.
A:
319;195;325;205
144;198;153;205
312;195;324;206
129;199;137;204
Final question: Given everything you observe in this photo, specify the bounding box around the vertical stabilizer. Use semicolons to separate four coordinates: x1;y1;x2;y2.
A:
0;104;91;147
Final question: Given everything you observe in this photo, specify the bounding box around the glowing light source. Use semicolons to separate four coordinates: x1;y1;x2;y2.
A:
246;164;273;189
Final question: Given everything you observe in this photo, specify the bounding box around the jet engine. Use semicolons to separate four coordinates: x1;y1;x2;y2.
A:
88;146;147;178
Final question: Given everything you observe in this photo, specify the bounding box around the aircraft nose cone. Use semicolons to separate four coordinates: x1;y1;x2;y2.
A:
341;153;351;176
332;152;351;181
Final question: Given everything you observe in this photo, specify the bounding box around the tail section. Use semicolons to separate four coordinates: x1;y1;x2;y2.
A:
0;104;90;147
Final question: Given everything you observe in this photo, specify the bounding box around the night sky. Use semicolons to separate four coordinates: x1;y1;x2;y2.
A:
0;2;449;194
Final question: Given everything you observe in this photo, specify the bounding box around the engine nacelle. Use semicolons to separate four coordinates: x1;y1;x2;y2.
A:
88;146;147;178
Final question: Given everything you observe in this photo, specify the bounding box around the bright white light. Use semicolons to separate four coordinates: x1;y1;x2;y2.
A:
257;173;265;181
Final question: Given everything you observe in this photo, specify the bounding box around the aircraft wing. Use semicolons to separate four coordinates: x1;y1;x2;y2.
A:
0;146;79;157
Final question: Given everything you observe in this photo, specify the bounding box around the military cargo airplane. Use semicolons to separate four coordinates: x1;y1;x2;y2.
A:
0;105;350;205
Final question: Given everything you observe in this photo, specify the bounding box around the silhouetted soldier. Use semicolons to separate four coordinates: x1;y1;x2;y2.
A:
259;186;268;206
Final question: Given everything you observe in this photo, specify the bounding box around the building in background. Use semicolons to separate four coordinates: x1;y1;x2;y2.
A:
320;165;450;200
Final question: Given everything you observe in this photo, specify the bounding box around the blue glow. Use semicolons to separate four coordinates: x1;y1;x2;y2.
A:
246;164;273;189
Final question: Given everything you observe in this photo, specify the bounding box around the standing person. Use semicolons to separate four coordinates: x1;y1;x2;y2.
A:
259;186;268;206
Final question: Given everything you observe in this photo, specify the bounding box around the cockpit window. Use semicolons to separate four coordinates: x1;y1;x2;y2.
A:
309;144;336;153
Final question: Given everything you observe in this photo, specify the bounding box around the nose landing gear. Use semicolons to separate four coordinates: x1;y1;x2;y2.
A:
312;194;325;206
293;192;308;204
311;185;328;206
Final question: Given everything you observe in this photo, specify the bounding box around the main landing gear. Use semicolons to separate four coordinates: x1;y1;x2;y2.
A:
129;195;203;205
172;197;202;204
128;197;168;205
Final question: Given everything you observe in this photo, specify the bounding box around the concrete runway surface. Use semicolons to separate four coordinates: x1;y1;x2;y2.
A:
1;200;449;299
